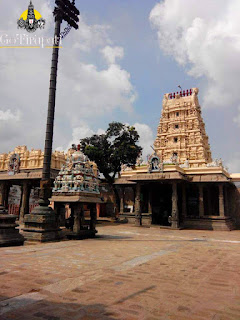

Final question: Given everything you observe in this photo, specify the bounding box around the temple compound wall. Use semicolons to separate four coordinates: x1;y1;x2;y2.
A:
116;88;240;230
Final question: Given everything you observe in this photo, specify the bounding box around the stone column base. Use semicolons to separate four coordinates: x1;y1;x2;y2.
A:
23;205;62;242
0;206;24;247
119;212;135;224
135;216;141;226
141;213;152;227
119;212;152;227
183;216;235;231
171;220;180;229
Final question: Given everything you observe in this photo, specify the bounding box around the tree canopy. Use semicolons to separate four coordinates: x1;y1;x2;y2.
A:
80;122;142;185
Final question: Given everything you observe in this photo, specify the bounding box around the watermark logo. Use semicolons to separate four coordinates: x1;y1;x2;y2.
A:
17;1;45;33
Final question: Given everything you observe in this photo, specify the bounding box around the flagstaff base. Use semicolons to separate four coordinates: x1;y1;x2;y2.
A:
23;205;62;242
0;205;25;247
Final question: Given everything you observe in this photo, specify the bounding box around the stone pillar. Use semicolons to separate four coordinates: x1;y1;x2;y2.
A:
0;182;24;247
0;182;9;208
135;183;141;226
224;186;229;216
182;184;187;219
0;182;5;207
219;184;225;217
73;204;81;234
133;186;136;212
90;204;97;233
171;182;179;228
199;184;204;217
4;184;10;209
19;182;31;223
141;184;152;227
207;188;212;215
148;185;152;215
120;187;124;213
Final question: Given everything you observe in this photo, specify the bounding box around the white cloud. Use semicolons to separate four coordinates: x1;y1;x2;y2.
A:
70;124;95;146
66;61;136;120
101;46;124;64
0;0;137;153
233;106;240;127
149;0;240;110
96;128;105;135
73;20;111;51
58;122;105;151
133;123;154;160
0;109;20;121
226;153;240;173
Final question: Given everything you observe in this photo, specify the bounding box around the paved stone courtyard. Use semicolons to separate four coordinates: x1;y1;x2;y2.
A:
1;224;240;320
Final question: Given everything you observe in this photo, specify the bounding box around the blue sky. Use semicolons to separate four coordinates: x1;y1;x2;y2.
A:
1;0;240;172
76;0;195;128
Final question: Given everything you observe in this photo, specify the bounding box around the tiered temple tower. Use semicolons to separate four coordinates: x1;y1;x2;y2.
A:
154;88;212;168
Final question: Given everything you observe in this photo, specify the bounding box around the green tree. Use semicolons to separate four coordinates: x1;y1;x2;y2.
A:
80;122;142;214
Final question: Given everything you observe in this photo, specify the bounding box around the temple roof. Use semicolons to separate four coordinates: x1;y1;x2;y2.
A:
154;88;212;168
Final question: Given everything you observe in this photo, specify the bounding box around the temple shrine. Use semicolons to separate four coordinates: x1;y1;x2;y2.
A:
50;145;102;239
1;88;240;237
116;88;240;230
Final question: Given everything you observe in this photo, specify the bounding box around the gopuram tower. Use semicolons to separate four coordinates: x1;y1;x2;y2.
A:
154;88;212;168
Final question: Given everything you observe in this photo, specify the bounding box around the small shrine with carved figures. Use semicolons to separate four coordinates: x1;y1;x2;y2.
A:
53;145;99;194
51;144;102;239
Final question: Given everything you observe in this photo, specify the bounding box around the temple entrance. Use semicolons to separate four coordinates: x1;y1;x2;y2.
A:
203;184;219;216
152;183;172;226
186;184;199;217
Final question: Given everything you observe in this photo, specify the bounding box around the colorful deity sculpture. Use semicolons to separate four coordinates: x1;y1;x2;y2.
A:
53;145;100;194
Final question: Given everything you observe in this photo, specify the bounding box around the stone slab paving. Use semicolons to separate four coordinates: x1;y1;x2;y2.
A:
1;225;240;319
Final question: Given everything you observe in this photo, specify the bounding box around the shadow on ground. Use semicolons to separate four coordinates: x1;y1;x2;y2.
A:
95;234;132;240
0;295;118;320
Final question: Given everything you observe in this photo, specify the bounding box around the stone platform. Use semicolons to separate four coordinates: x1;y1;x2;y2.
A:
1;224;240;319
184;216;235;231
23;208;62;242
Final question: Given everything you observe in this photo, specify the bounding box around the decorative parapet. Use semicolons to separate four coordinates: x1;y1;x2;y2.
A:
118;163;231;183
169;89;193;99
0;146;67;172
